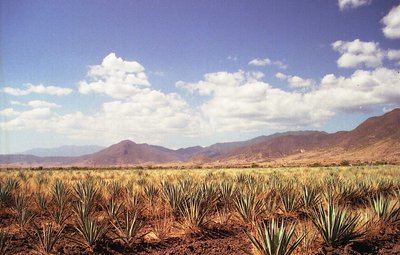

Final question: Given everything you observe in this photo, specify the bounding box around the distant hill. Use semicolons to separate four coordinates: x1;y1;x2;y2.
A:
21;145;105;157
1;108;399;166
80;140;183;166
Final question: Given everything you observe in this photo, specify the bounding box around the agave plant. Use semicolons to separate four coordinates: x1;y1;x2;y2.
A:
52;180;70;208
16;208;35;229
144;184;159;208
179;188;216;233
161;181;185;216
0;229;11;255
73;180;98;207
111;208;145;244
0;182;11;206
311;202;364;247
246;220;305;255
71;214;107;251
13;193;28;213
107;180;123;199
334;182;360;205
280;190;302;214
370;194;400;225
218;181;236;207
234;191;264;224
35;192;49;212
50;205;71;226
33;223;64;254
302;186;320;211
103;196;123;220
6;178;20;191
152;210;173;240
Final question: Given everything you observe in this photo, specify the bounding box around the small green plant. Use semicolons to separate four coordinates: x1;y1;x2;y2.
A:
111;208;145;244
144;184;159;208
103;197;123;220
33;223;64;254
179;188;216;233
370;194;400;225
311;202;364;247
35;192;49;212
161;181;185;216
16;208;35;229
246;219;305;255
52;180;70;208
73;180;98;207
71;215;107;251
280;190;302;214
50;205;71;226
302;186;320;210
0;183;11;206
234;191;264;224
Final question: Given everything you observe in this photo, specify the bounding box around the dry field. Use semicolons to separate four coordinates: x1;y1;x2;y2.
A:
1;165;400;254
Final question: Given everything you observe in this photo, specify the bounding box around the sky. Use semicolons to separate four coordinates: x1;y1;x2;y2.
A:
1;0;400;153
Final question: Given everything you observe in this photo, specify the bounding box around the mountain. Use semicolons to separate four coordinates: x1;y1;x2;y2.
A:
1;108;399;166
21;145;105;157
214;108;400;164
80;140;183;165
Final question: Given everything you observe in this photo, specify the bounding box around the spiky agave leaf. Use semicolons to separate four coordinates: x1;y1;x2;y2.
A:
179;188;216;233
234;191;264;224
246;219;305;255
33;223;64;254
111;208;145;244
311;202;364;247
52;179;70;208
71;215;107;250
302;186;321;211
370;194;400;225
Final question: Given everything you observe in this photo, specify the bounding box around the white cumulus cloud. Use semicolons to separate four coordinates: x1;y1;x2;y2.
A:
27;100;60;109
332;39;384;68
78;53;150;99
382;4;400;39
177;67;400;132
248;58;287;69
338;0;371;10
274;73;315;88
2;83;73;96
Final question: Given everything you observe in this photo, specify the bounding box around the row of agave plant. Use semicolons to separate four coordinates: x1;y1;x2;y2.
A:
0;172;399;255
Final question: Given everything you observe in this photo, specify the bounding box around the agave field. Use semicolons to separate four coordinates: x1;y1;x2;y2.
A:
0;165;400;254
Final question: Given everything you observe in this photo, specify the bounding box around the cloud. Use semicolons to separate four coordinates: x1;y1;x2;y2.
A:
248;58;287;69
338;0;371;10
248;58;271;66
275;72;287;80
274;72;315;88
177;67;400;132
332;39;384;68
0;108;19;117
287;76;315;88
27;100;60;109
78;53;150;99
2;84;73;96
382;4;400;39
3;52;400;146
1;53;203;145
177;70;328;131
387;49;400;64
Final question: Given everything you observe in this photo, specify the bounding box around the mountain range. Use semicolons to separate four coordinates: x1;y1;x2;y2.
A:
20;145;105;157
1;108;399;167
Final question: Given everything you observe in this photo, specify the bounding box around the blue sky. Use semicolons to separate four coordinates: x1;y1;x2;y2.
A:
1;0;400;153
